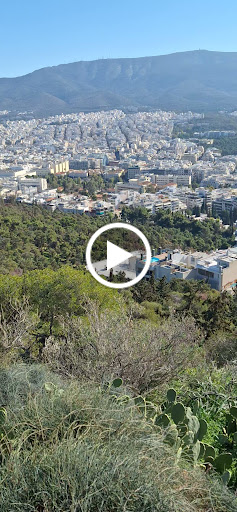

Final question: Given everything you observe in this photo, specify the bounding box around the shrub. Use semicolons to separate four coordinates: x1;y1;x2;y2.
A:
43;306;204;392
206;332;237;366
0;364;236;512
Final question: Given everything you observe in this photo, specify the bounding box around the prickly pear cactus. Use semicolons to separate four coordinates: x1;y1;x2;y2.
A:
166;388;176;403
152;393;204;466
132;388;237;485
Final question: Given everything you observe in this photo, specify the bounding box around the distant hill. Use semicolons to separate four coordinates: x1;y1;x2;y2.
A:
2;50;237;116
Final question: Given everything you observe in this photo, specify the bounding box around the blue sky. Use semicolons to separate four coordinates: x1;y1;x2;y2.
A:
1;0;237;77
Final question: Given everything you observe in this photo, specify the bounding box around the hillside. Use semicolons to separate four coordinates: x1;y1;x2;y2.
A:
0;202;237;507
3;50;237;116
0;203;234;274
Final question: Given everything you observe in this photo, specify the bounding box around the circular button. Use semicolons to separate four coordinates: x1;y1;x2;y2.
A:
86;222;151;289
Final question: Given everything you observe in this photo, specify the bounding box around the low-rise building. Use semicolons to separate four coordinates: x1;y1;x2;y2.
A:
18;177;47;193
35;168;54;177
176;175;192;187
68;170;88;179
136;247;237;291
115;181;145;193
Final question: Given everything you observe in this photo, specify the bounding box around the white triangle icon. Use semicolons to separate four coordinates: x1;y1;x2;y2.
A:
107;241;133;271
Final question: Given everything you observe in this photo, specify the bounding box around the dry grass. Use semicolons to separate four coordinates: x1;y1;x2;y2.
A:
0;364;236;512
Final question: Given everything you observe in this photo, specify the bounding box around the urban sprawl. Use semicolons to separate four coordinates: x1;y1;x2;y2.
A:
1;108;237;291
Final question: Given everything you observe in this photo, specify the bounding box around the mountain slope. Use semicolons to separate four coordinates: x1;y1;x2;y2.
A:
2;50;237;115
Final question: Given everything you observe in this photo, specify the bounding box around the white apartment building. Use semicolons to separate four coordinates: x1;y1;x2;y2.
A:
176;175;192;187
0;167;36;179
18;178;47;193
136;247;237;291
153;175;175;187
115;181;145;193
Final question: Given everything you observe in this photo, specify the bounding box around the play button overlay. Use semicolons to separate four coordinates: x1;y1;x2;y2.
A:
86;222;151;289
107;241;133;271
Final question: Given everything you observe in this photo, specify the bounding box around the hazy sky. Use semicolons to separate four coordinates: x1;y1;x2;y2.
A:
1;0;237;77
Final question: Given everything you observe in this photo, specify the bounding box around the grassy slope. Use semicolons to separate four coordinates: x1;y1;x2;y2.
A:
0;364;236;512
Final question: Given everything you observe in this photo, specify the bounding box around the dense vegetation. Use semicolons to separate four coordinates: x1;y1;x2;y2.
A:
0;203;234;274
121;206;235;251
46;173;118;195
212;136;237;156
173;113;237;155
0;202;237;510
174;113;237;136
0;202;105;273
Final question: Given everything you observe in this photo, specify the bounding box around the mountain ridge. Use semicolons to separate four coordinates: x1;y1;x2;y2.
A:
2;50;237;116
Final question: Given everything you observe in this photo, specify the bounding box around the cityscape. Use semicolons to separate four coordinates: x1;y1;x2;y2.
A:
2;108;237;291
2;0;237;509
2;109;237;218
